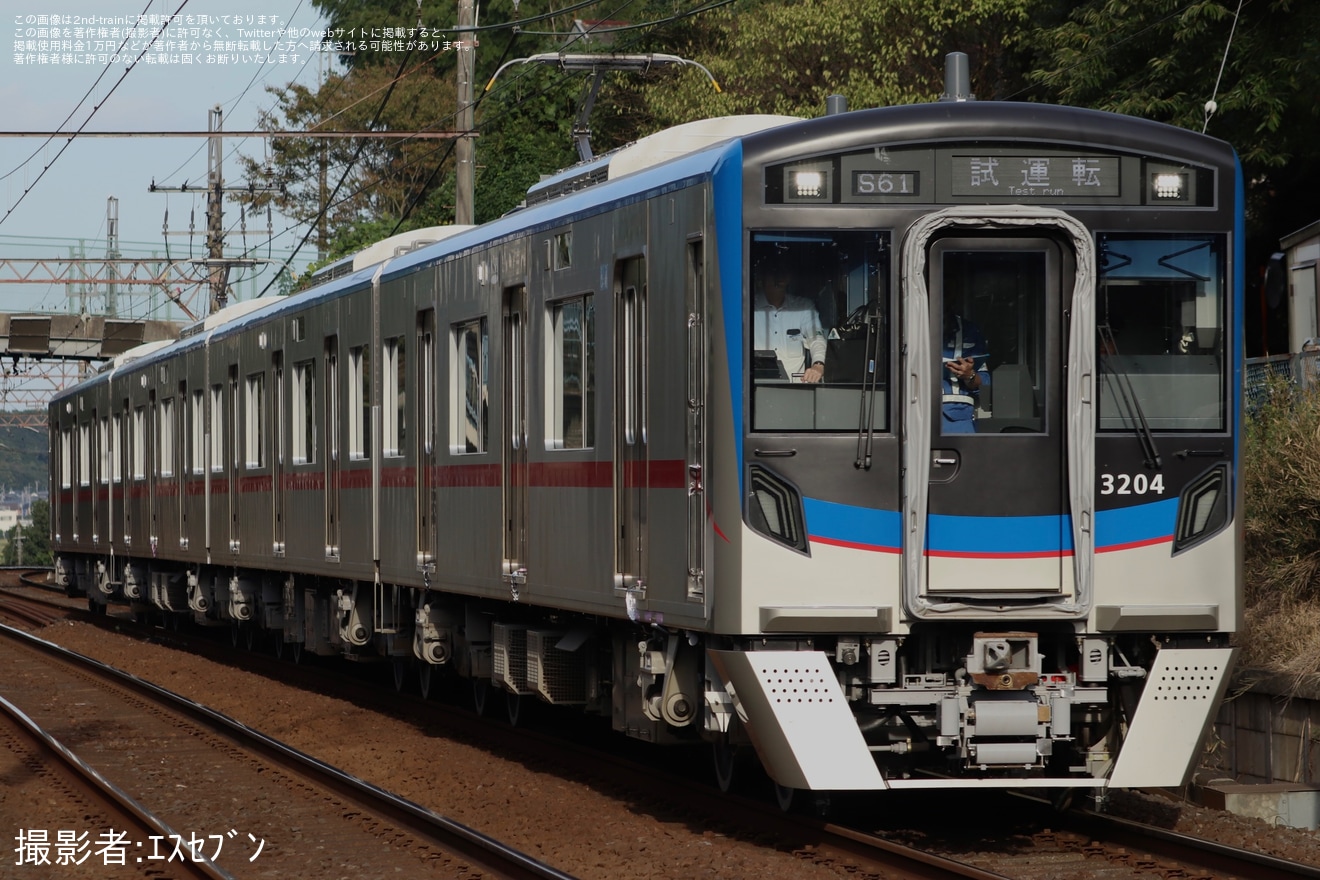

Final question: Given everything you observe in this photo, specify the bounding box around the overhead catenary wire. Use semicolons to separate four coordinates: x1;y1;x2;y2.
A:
252;44;421;298
238;0;737;283
0;0;157;186
0;0;193;230
244;0;651;283
1203;0;1244;133
159;0;318;186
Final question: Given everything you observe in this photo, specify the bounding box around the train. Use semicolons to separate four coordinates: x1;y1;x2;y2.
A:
50;65;1242;807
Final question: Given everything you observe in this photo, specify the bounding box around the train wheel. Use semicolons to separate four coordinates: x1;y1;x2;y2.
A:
418;662;433;700
712;734;743;794
472;678;490;716
506;691;524;727
391;658;408;692
290;641;304;665
774;783;796;813
273;635;284;660
244;626;257;652
1052;788;1078;813
230;625;241;648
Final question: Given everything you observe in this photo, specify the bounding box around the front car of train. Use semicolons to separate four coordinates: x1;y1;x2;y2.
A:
44;71;1241;806
704;96;1241;797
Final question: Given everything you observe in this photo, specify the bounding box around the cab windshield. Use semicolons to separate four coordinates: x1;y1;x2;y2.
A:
1097;233;1227;432
749;231;890;432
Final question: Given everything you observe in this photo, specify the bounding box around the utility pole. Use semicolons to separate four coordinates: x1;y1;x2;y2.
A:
454;0;476;225
106;196;120;318
208;104;225;310
318;141;329;261
149;106;281;314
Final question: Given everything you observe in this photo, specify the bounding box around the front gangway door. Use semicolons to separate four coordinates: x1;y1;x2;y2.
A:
901;208;1097;615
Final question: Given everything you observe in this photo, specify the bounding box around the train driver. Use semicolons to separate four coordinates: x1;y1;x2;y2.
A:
942;311;991;433
752;253;827;384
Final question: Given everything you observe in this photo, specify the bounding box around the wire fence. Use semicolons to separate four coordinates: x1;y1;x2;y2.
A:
1245;351;1320;412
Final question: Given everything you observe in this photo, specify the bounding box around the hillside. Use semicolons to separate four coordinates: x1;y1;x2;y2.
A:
0;422;49;495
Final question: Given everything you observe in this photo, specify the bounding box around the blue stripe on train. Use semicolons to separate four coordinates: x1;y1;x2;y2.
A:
803;497;901;551
801;498;1178;555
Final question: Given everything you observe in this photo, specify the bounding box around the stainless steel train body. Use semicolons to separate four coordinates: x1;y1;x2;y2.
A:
50;101;1242;797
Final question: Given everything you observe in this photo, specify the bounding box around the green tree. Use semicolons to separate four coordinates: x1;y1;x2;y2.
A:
246;0;1320;272
1027;0;1320;262
238;63;459;252
0;426;50;491
626;0;1040;129
3;499;52;567
240;0;592;260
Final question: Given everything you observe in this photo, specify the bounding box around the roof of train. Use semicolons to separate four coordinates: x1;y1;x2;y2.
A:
378;116;803;284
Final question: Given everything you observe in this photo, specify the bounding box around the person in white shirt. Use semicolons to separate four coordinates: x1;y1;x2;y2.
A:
752;256;827;383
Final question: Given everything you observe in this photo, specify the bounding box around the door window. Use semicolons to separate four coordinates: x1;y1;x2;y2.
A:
936;250;1048;436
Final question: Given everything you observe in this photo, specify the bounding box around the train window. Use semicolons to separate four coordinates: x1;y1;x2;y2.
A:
229;366;240;471
383;336;406;457
159;398;175;477
98;417;110;484
245;373;265;468
112;413;123;483
78;423;91;487
132;406;146;480
749;231;890;432
209;384;224;473
418;314;435;457
292;360;316;464
547;295;595;449
188;391;203;474
553;231;572;270
349;345;371;460
273;355;283;470
452;318;488;454
1097;233;1226;432
325;338;339;464
59;428;72;489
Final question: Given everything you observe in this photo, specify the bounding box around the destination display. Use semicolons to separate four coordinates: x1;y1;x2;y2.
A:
948;154;1122;198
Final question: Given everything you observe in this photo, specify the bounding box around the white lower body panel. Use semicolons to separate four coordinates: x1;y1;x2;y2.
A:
710;645;1236;792
1107;646;1236;788
707;649;886;790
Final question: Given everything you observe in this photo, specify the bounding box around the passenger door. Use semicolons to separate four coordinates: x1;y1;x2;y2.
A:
416;309;437;571
614;256;648;596
324;335;341;559
502;286;528;588
273;352;286;555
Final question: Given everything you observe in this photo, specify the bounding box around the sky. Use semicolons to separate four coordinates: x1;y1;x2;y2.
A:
0;0;335;320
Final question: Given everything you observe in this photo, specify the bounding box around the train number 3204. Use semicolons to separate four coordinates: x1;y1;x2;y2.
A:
1099;473;1166;495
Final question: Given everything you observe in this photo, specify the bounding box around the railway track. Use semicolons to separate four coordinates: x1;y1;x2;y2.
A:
0;693;230;879
0;582;1009;879
1035;802;1320;880
0;618;578;880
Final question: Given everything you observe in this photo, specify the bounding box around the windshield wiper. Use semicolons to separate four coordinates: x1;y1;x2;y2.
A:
1098;322;1162;470
853;301;884;469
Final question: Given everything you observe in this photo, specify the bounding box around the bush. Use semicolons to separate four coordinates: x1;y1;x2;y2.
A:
1243;377;1320;608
